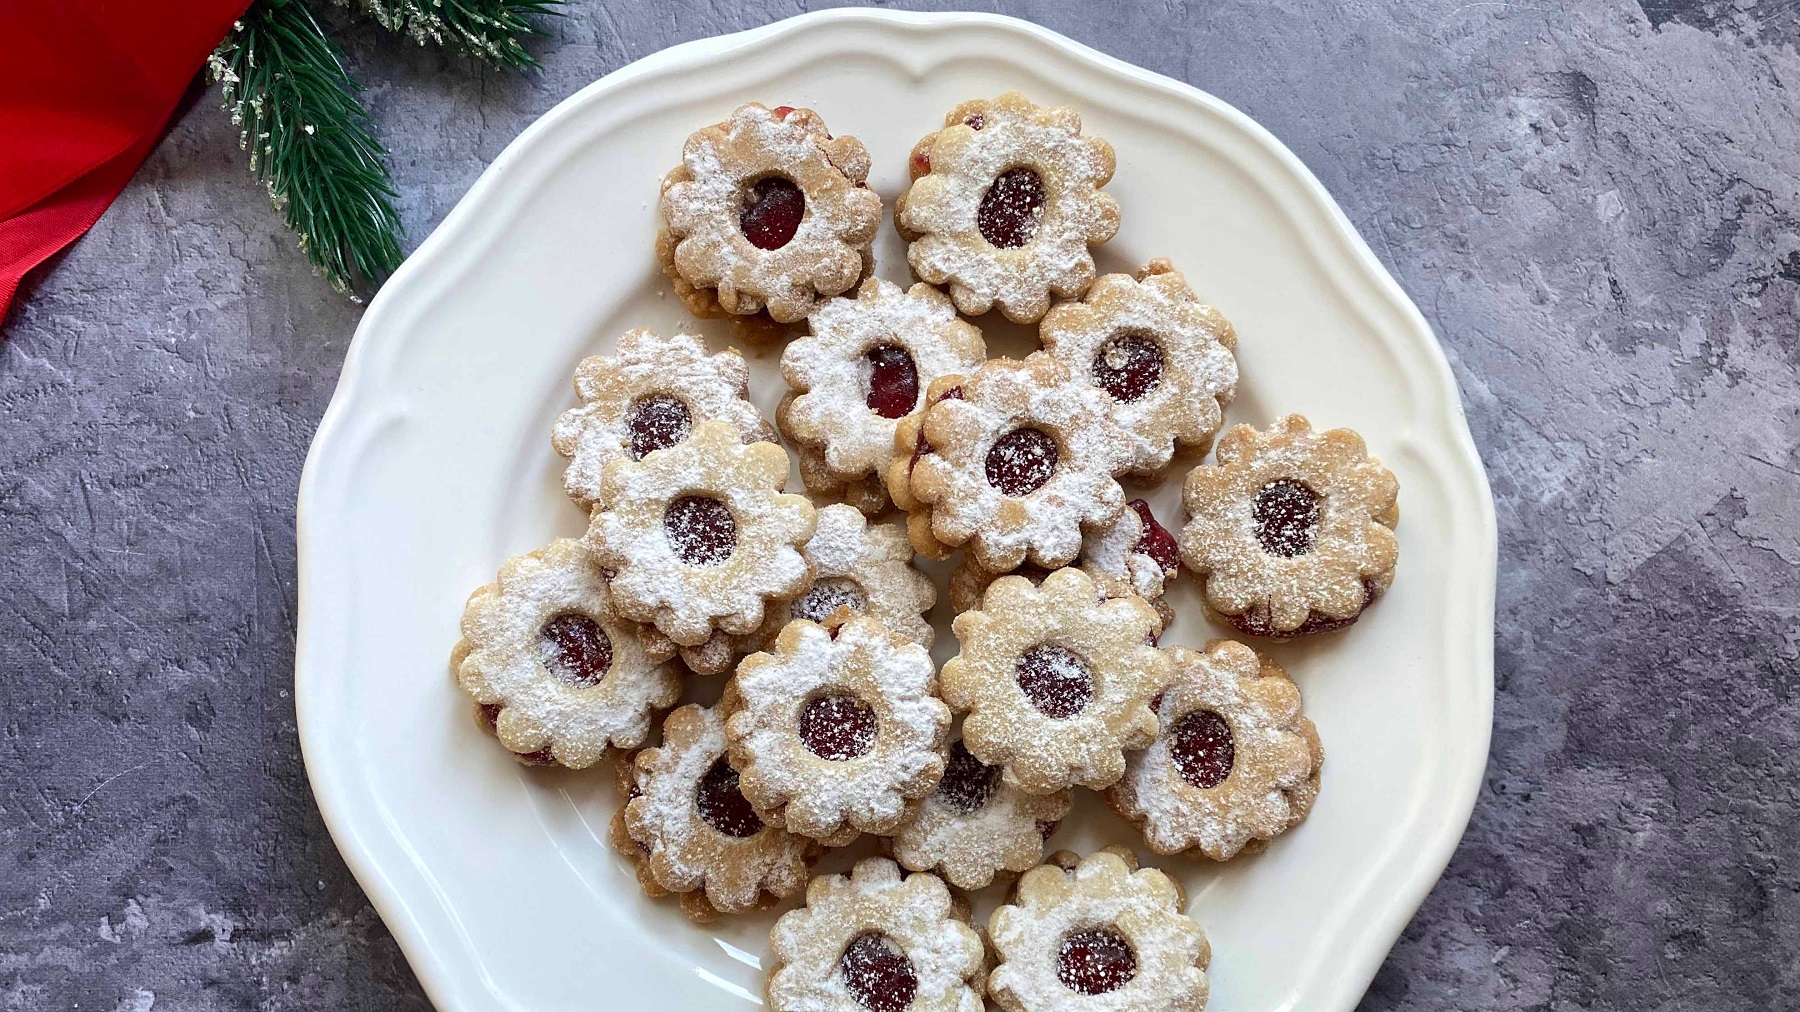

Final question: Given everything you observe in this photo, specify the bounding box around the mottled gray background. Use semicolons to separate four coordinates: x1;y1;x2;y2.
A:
2;1;1796;1009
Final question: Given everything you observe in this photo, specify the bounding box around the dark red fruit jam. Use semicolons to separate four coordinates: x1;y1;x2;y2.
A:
936;740;1000;814
1252;478;1322;557
1128;499;1180;574
696;756;763;837
1015;645;1095;719
840;931;918;1012
1229;580;1376;638
1057;928;1138;995
625;393;692;460
537;613;613;687
1092;333;1164;403
1171;709;1235;789
865;344;921;419
977;167;1047;249
664;495;736;566
985;427;1058;496
798;693;878;761
740;176;805;251
963;113;985;130
772;105;796;117
793;578;868;624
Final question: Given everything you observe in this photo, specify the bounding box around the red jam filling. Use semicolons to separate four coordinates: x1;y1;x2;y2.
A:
936;740;1000;814
985;427;1057;496
1015;645;1094;719
798;693;877;761
740;176;805;251
625;393;692;460
1171;709;1235;789
1057;928;1137;994
664;495;736;566
865;344;921;419
537;613;612;687
1228;579;1376;638
1128;499;1181;574
840;932;918;1012
963;113;985;130
696;756;763;837
793;578;867;624
977;167;1046;248
1252;478;1321;557
1092;333;1164;403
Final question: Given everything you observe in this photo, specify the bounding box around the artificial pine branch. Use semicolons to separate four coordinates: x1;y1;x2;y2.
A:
210;0;404;295
348;0;562;68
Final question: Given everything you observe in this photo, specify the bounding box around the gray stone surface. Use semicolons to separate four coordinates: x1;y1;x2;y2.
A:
2;0;1795;1008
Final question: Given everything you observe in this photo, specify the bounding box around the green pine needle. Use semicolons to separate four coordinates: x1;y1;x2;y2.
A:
349;0;563;68
210;0;404;295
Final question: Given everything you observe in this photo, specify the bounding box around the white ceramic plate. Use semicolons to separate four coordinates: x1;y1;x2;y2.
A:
296;9;1496;1011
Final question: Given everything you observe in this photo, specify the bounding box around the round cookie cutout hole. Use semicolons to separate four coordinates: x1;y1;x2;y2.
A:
985;427;1058;496
864;344;921;419
977;167;1047;249
663;495;737;566
1172;709;1235;789
840;931;918;1012
936;739;1000;815
1252;478;1322;557
798;693;878;761
1091;332;1165;403
792;578;868;624
1057;928;1138;995
624;393;692;460
1015;645;1095;719
739;175;806;250
537;613;613;687
695;756;763;838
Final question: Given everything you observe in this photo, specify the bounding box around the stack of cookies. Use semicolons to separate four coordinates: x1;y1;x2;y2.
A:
450;94;1401;1012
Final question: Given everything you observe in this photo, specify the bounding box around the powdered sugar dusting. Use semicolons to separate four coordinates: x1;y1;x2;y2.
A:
754;504;936;650
889;739;1072;891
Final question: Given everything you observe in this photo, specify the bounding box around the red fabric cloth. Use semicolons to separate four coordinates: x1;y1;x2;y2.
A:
0;0;250;323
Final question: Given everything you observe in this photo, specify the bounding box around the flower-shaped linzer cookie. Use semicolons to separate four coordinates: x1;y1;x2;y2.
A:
897;93;1120;323
886;374;968;561
1107;640;1322;860
728;614;951;845
1039;260;1239;477
609;749;728;922
551;329;774;510
451;538;682;769
768;857;986;1012
1180;414;1399;637
780;278;987;505
908;353;1131;572
659;103;882;324
943;568;1172;794
587;419;816;646
889;739;1072;891
750;504;938;651
622;704;821;915
988;849;1210;1012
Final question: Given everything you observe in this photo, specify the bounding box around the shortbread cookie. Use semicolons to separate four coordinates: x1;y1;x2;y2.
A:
1180;414;1399;637
795;438;893;516
635;625;742;677
1039;260;1238;476
750;504;938;650
897;93;1120;323
728;614;951;845
780;278;987;507
888;739;1072;891
948;498;1181;618
608;751;729;922
908;353;1130;572
988;849;1210;1011
620;703;821;915
768;857;986;1012
658;103;882;324
886;375;967;560
1107;640;1322;860
551;329;775;510
451;539;681;769
587;419;816;646
946;560;1052;615
942;567;1172;794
